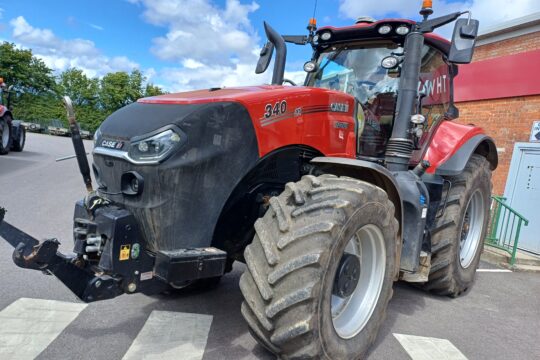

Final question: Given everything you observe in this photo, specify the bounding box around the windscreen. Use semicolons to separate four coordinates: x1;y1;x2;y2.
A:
307;42;403;158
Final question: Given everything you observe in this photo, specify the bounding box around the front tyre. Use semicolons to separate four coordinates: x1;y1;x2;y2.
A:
240;175;398;359
422;154;492;297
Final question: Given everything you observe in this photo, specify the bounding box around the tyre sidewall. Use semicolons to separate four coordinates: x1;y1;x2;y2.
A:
319;201;396;359
0;117;12;154
453;164;491;286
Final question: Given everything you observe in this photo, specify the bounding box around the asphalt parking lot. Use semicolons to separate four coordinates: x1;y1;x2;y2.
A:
1;133;539;360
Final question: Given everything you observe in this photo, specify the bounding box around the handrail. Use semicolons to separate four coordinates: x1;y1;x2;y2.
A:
485;196;529;266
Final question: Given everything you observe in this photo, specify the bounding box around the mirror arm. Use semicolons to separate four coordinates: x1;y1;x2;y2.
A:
418;11;463;33
283;35;309;45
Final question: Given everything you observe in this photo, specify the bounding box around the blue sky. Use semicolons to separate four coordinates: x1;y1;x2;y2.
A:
1;0;538;91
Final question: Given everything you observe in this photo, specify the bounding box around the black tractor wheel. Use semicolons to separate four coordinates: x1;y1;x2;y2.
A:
422;154;492;297
240;175;398;359
0;116;12;155
12;125;26;152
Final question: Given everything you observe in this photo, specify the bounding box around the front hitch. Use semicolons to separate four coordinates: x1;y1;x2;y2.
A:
1;220;124;302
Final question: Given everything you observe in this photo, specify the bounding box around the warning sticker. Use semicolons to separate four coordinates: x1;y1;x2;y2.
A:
119;245;130;261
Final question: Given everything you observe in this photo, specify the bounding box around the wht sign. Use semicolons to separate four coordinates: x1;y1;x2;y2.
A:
531;121;540;142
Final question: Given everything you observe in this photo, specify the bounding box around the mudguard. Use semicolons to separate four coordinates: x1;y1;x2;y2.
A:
435;134;497;176
424;121;498;176
310;157;405;274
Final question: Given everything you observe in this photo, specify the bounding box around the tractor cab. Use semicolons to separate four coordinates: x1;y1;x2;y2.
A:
304;20;455;161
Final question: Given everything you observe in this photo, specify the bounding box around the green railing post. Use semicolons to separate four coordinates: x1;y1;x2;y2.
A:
484;196;529;266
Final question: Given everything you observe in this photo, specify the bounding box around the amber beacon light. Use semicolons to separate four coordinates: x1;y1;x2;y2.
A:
420;0;434;18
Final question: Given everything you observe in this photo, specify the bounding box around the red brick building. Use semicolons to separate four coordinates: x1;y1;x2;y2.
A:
454;13;540;195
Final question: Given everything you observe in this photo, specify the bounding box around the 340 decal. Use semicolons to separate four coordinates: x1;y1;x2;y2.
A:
264;100;287;118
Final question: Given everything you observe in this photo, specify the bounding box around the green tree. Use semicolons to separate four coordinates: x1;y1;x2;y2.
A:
57;68;99;107
144;83;165;97
100;70;148;112
0;42;55;94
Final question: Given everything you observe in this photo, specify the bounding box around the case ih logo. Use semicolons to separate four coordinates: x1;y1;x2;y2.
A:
330;102;349;113
101;140;124;150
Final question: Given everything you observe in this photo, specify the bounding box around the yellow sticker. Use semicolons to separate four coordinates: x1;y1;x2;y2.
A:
119;245;130;261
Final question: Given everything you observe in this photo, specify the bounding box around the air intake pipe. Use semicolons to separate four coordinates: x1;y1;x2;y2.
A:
385;30;424;171
263;22;287;85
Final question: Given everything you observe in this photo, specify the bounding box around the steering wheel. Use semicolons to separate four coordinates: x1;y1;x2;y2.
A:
283;78;297;86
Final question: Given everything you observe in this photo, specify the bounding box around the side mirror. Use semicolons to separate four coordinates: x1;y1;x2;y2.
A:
255;41;274;74
448;18;479;64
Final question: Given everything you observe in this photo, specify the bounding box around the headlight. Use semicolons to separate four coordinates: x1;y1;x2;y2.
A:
378;25;392;35
396;25;410;35
128;129;182;164
320;31;332;41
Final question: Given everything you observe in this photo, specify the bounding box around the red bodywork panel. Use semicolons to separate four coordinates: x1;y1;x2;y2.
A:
140;84;485;173
423;121;484;174
140;86;357;159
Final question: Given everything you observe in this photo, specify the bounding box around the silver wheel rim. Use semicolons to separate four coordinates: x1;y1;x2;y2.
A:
1;122;8;148
331;224;386;339
18;131;24;148
459;190;485;268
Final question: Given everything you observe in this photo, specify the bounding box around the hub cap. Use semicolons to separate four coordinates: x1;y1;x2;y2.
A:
1;121;8;148
459;190;485;268
331;224;386;339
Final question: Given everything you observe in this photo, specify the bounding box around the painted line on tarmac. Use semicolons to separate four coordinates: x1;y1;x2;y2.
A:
0;298;87;359
476;268;512;272
394;333;467;360
123;310;213;360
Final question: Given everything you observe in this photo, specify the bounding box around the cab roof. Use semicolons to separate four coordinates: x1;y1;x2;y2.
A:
317;19;451;55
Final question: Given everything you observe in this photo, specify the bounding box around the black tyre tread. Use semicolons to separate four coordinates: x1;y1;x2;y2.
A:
240;175;397;359
422;154;492;296
0;116;12;155
12;126;25;152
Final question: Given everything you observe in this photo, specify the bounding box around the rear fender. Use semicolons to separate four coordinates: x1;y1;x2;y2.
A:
424;121;498;175
435;135;497;176
310;157;403;277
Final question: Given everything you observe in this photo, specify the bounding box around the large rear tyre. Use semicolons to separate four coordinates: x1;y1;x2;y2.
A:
12;125;25;152
422;154;492;297
0;116;12;155
240;175;398;359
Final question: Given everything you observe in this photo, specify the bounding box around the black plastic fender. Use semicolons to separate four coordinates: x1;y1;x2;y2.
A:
310;157;405;275
436;134;498;176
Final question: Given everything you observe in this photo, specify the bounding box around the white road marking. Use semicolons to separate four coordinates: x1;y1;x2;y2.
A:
476;268;512;273
123;311;213;360
394;333;468;360
0;298;87;360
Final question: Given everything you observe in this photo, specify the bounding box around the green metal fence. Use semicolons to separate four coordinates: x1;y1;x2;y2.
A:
485;196;529;265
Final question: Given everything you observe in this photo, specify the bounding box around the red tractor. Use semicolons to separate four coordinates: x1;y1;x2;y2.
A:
0;78;25;154
0;2;496;359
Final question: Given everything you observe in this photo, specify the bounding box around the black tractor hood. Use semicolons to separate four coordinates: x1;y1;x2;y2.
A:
99;102;210;140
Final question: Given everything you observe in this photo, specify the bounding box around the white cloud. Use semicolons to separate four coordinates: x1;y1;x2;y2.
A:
9;16;138;78
89;23;104;31
130;0;279;91
339;0;540;37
